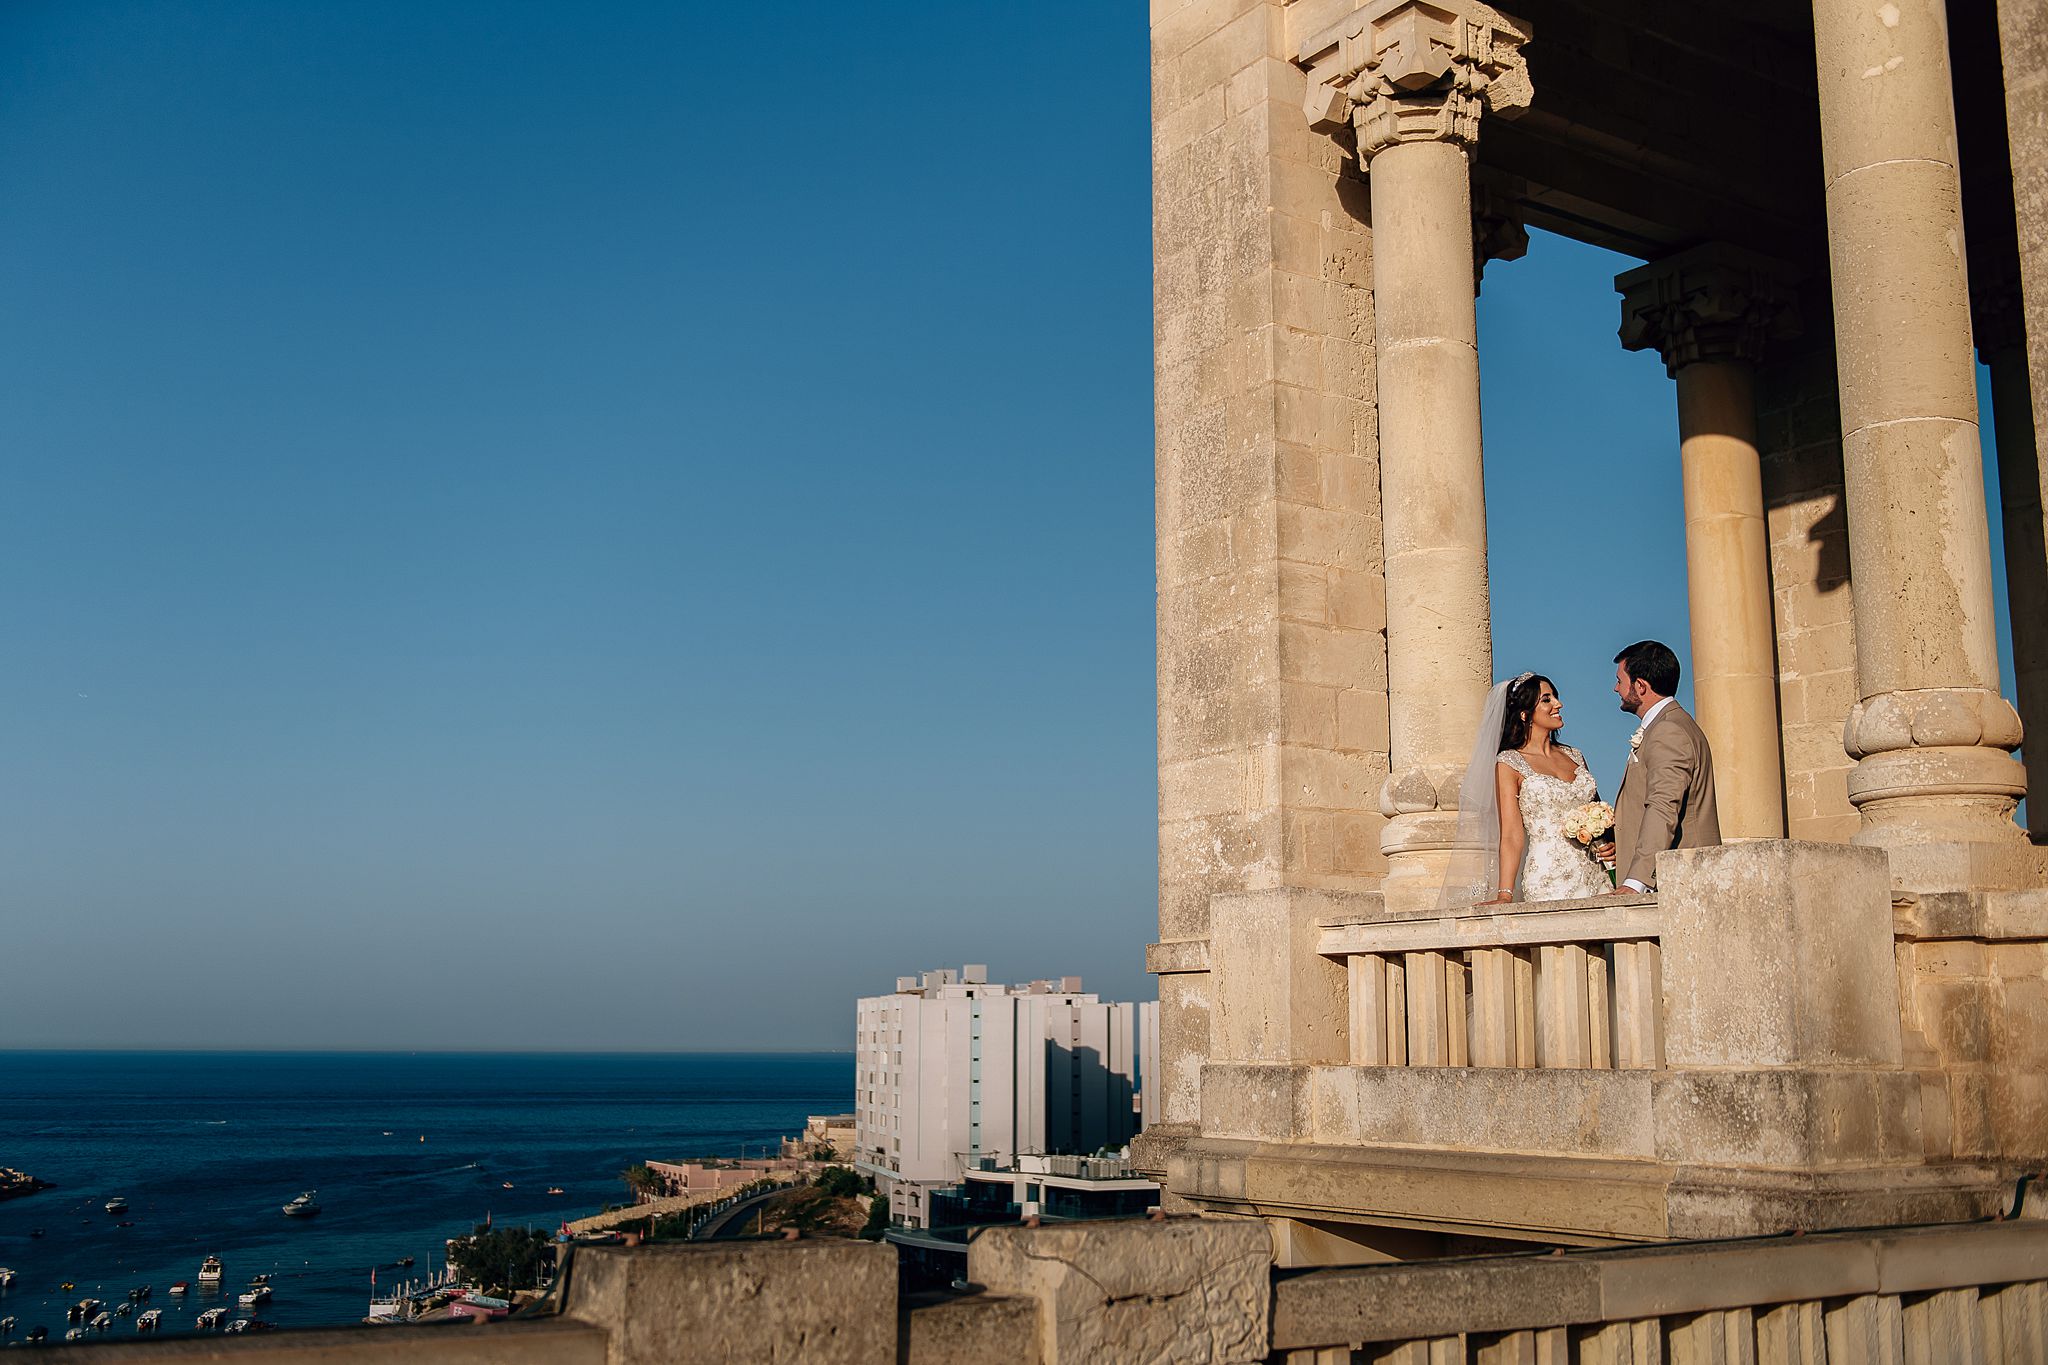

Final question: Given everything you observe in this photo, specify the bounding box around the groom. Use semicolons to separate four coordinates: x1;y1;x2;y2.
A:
1603;640;1720;893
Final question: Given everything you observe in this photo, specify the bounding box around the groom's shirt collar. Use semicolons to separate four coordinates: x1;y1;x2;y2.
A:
1638;696;1674;730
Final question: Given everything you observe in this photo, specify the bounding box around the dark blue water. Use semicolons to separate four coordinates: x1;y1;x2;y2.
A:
0;1051;851;1340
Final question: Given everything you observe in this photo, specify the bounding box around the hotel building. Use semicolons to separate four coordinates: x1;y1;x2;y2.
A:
853;966;1156;1227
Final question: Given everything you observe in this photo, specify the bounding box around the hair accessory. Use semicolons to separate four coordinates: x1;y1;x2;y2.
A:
1512;671;1534;685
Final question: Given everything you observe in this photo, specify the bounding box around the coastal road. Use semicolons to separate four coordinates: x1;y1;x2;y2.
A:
690;1184;794;1241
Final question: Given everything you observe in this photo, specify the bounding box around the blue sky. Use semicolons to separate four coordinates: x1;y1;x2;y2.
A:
0;2;2019;1049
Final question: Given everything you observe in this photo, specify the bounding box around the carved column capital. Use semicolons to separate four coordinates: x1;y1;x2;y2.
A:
1299;0;1534;161
1615;244;1801;377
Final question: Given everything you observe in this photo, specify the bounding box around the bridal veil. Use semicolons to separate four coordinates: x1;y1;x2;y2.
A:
1438;674;1525;909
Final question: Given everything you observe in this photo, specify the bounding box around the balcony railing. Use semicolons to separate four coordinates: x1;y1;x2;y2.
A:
1319;892;1662;1070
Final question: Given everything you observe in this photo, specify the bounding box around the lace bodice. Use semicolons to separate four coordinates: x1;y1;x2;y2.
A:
1498;746;1611;902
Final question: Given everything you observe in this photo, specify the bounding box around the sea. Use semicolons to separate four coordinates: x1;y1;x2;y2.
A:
0;1051;852;1340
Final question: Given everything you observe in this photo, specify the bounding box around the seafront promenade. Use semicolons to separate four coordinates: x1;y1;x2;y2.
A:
563;1182;791;1236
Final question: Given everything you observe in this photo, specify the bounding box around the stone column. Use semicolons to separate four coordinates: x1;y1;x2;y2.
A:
1976;286;2048;843
1809;0;2029;874
1617;246;1798;840
1300;0;1533;912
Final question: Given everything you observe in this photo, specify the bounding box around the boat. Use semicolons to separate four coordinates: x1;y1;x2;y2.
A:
198;1255;224;1284
238;1285;271;1307
90;1312;113;1331
28;1229;43;1239
0;1267;12;1286
64;1327;85;1341
282;1190;321;1218
116;1302;133;1317
248;1274;271;1287
395;1256;414;1267
168;1282;190;1295
26;1326;47;1343
128;1285;151;1301
196;1307;228;1330
225;1318;252;1333
68;1299;101;1323
103;1197;128;1214
547;1186;566;1196
137;1309;163;1332
501;1181;514;1189
0;1316;13;1336
60;1282;74;1291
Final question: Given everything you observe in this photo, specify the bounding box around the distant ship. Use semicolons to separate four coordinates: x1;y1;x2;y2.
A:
282;1191;320;1218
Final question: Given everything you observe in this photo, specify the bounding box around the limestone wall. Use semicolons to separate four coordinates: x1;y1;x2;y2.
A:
1756;323;1859;842
1152;0;1389;1126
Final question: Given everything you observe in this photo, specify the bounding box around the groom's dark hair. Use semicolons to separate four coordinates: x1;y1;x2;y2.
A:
1615;640;1680;697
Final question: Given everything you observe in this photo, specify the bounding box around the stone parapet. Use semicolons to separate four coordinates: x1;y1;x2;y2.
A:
562;1241;896;1364
1271;1220;2048;1356
968;1217;1271;1365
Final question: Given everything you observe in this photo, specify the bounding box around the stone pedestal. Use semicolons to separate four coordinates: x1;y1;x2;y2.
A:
1809;0;2032;878
1617;246;1799;840
1299;0;1534;912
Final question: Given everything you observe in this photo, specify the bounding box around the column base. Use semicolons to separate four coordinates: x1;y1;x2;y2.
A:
1378;809;1465;916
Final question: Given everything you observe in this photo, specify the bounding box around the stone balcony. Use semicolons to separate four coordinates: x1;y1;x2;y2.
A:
1159;840;2048;1256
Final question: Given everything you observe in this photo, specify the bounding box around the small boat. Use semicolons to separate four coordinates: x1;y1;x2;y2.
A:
168;1282;190;1295
103;1197;128;1214
116;1302;133;1317
137;1309;163;1332
226;1318;252;1333
0;1315;13;1335
547;1186;566;1196
238;1285;271;1307
501;1181;514;1189
28;1229;43;1239
0;1267;12;1286
395;1256;414;1267
196;1307;228;1330
60;1282;74;1291
282;1190;321;1218
248;1273;270;1287
128;1285;151;1301
64;1327;85;1341
90;1311;113;1331
118;1219;135;1227
27;1325;48;1343
198;1255;224;1284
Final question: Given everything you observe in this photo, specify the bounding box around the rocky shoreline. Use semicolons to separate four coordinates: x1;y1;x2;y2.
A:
0;1166;50;1201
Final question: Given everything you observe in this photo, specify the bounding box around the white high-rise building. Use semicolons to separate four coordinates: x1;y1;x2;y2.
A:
852;966;1158;1228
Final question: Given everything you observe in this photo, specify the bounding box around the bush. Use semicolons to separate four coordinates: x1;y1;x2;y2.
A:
860;1194;889;1239
815;1167;873;1201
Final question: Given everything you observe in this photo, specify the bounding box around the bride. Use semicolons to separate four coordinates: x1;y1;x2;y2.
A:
1442;672;1612;906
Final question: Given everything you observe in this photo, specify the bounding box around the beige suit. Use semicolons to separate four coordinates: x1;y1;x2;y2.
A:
1614;701;1720;890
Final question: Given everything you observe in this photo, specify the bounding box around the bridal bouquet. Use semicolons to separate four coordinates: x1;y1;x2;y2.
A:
1561;801;1617;884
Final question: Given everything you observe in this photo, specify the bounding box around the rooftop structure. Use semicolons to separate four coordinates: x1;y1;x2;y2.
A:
1141;0;2048;1265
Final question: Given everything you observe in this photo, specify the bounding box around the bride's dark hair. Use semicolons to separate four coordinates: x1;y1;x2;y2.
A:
1498;674;1558;752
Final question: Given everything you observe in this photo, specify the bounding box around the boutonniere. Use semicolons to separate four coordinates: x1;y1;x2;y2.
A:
1628;727;1645;762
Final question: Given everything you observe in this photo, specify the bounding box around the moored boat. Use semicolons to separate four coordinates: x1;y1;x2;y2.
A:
137;1309;163;1332
198;1255;224;1284
196;1307;228;1330
90;1311;113;1332
168;1281;190;1295
547;1186;565;1196
282;1190;320;1218
238;1285;271;1307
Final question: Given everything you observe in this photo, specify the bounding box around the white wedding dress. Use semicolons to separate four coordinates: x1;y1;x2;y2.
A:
1497;746;1611;902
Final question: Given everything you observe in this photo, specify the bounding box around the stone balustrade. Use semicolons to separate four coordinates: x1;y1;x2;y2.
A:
1319;893;1662;1071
